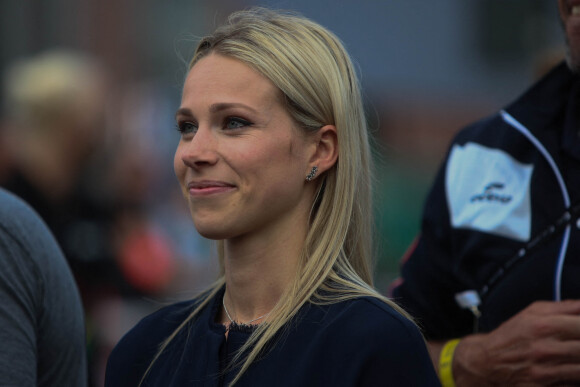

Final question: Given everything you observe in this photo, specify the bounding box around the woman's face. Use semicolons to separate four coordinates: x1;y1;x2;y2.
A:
174;53;314;241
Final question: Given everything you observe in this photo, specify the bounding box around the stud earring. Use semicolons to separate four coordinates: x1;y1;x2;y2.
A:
306;166;318;182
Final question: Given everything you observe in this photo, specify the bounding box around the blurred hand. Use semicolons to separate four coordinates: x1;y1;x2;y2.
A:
434;300;580;386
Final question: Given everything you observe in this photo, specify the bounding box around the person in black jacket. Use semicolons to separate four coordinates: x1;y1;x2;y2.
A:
105;7;438;387
392;1;580;385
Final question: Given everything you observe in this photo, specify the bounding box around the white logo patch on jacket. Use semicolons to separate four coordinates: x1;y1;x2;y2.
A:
445;142;533;241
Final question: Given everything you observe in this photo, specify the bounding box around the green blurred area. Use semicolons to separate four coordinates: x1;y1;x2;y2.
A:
373;158;434;291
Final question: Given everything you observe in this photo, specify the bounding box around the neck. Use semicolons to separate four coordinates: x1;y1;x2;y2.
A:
221;216;308;325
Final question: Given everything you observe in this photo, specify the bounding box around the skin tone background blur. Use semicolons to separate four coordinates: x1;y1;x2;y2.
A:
0;1;565;385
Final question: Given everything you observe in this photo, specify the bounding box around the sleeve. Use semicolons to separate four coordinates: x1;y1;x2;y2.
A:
0;190;87;387
0;190;88;386
311;300;440;386
390;141;476;340
0;223;40;386
355;311;441;386
35;220;88;387
105;303;188;387
105;324;153;387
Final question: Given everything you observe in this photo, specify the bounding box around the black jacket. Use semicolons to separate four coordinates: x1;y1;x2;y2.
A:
392;62;580;339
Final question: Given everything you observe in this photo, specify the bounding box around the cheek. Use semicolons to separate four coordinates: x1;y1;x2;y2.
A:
252;147;305;188
173;148;185;183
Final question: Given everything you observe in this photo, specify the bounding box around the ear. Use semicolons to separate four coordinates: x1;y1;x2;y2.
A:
307;124;338;179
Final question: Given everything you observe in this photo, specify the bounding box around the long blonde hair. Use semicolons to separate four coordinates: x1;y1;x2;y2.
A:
144;7;412;386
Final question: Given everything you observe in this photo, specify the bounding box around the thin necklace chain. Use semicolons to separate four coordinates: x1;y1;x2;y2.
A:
222;296;269;325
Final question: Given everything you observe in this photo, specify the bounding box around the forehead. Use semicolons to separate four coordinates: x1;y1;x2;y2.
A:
182;53;280;106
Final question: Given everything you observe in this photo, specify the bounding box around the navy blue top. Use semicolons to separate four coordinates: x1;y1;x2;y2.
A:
105;288;439;386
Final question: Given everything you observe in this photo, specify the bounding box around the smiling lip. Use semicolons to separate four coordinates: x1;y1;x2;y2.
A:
187;180;236;196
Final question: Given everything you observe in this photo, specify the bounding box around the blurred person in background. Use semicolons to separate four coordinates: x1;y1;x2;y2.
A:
392;1;580;385
0;188;87;386
0;49;180;386
0;49;124;298
106;8;438;386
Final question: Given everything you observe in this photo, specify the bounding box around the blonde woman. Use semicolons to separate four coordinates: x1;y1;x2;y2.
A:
106;8;438;386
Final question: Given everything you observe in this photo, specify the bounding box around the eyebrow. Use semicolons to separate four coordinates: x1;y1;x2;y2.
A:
210;102;258;114
175;103;259;120
175;107;192;120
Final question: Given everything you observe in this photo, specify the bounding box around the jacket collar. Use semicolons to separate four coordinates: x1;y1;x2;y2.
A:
505;61;580;161
505;61;576;134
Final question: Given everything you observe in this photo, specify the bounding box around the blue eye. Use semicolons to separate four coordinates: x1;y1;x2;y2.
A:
177;122;197;135
225;117;251;130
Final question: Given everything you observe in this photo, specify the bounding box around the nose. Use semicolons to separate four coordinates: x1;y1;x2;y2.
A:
177;127;218;169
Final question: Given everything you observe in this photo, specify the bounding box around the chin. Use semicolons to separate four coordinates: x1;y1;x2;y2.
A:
188;207;224;239
565;29;580;73
565;49;580;73
196;229;227;241
192;219;232;240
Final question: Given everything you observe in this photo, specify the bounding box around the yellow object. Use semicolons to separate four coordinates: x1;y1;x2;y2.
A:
439;339;460;387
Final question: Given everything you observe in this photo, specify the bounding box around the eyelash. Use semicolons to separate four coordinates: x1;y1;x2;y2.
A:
175;122;197;134
175;117;252;135
225;117;252;129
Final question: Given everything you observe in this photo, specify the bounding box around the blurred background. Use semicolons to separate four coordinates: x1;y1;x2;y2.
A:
0;0;565;385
